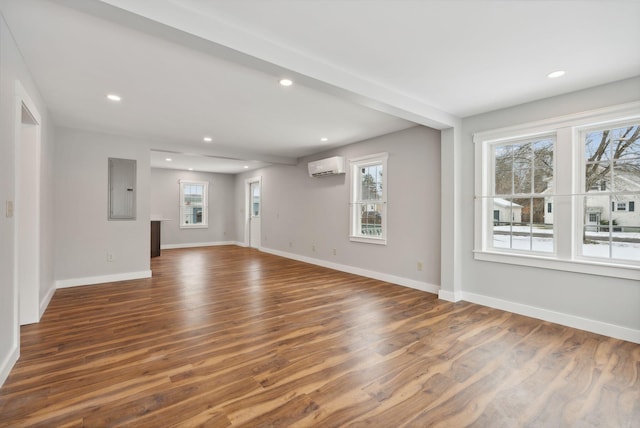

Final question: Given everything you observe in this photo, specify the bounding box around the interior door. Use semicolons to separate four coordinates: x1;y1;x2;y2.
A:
249;180;261;248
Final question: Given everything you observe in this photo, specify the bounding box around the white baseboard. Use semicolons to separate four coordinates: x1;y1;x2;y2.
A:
438;289;463;302
0;342;19;388
461;291;640;344
260;247;440;295
39;282;56;318
56;270;152;289
161;241;237;250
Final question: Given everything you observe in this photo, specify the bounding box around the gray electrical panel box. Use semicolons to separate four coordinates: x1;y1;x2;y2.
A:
108;158;136;220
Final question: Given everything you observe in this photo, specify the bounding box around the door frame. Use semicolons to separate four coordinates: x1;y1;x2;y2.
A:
14;81;42;327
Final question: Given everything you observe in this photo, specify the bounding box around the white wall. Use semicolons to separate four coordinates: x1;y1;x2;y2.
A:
456;77;640;340
54;128;151;286
150;168;236;247
0;13;55;385
235;126;442;291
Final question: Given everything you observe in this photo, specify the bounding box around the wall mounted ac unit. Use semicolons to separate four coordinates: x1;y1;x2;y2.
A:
308;156;346;177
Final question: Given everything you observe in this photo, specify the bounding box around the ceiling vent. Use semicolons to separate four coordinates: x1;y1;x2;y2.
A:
308;156;346;177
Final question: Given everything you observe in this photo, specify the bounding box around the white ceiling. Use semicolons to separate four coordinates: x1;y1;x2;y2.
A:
1;0;639;173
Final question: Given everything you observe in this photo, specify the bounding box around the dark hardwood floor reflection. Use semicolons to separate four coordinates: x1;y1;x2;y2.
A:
1;246;638;427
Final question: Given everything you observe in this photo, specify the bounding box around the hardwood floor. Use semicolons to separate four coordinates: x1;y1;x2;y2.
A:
1;246;638;427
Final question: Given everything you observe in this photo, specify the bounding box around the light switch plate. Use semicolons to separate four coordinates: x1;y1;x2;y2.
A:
6;200;14;218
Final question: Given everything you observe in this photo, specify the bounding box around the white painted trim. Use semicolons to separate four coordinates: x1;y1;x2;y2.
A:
178;179;209;228
261;247;440;295
39;283;56;318
473;101;640;279
0;343;19;388
461;291;640;344
437;289;463;302
55;270;152;289
14;80;44;326
161;241;237;249
349;153;388;244
474;251;640;280
473;101;640;144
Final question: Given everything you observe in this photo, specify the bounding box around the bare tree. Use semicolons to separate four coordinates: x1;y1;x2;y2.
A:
494;140;553;224
585;125;640;191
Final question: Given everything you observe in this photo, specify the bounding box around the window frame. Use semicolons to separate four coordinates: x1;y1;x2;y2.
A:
474;102;640;280
179;179;209;229
485;134;557;256
575;119;640;264
349;152;388;245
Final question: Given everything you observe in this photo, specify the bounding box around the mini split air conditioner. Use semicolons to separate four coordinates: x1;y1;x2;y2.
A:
308;156;346;177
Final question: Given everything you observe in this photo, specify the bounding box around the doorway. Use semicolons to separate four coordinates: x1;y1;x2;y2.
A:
245;177;261;248
15;84;42;326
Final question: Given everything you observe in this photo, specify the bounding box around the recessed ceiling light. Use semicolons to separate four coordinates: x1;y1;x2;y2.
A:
243;165;249;169
106;93;121;102
188;168;193;171
165;158;172;162
279;78;293;87
547;70;566;79
320;137;328;142
203;136;213;142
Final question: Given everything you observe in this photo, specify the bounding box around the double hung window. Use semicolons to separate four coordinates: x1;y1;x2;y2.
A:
475;103;640;278
489;136;555;253
350;153;388;244
580;123;640;261
179;180;208;228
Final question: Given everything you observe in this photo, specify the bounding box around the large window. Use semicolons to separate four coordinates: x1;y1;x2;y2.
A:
490;137;554;253
475;104;640;279
179;180;208;228
350;153;388;244
581;123;640;262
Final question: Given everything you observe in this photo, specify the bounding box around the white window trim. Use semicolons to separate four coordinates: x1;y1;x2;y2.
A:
179;179;209;229
484;133;558;256
349;152;388;245
474;101;640;280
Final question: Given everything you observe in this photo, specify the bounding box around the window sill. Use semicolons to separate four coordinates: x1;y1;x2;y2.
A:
473;250;640;281
350;235;387;245
180;225;209;229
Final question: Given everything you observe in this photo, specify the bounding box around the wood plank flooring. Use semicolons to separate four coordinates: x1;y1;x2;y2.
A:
0;246;638;427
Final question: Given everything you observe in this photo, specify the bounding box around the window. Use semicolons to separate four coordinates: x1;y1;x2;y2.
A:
489;136;555;253
350;153;388;244
474;104;640;279
581;123;640;262
179;180;208;228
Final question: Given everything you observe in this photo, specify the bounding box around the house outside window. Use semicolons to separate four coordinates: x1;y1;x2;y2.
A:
179;180;208;228
350;153;388;244
489;137;555;253
474;104;639;279
581;123;640;261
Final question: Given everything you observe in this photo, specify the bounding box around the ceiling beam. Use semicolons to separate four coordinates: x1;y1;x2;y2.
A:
58;0;459;131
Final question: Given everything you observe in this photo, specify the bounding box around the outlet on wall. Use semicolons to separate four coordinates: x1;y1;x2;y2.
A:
332;248;337;256
312;244;316;252
107;253;114;262
417;261;423;271
5;200;14;218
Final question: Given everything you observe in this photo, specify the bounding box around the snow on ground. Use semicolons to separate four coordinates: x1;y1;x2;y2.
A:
493;225;640;240
493;226;639;261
